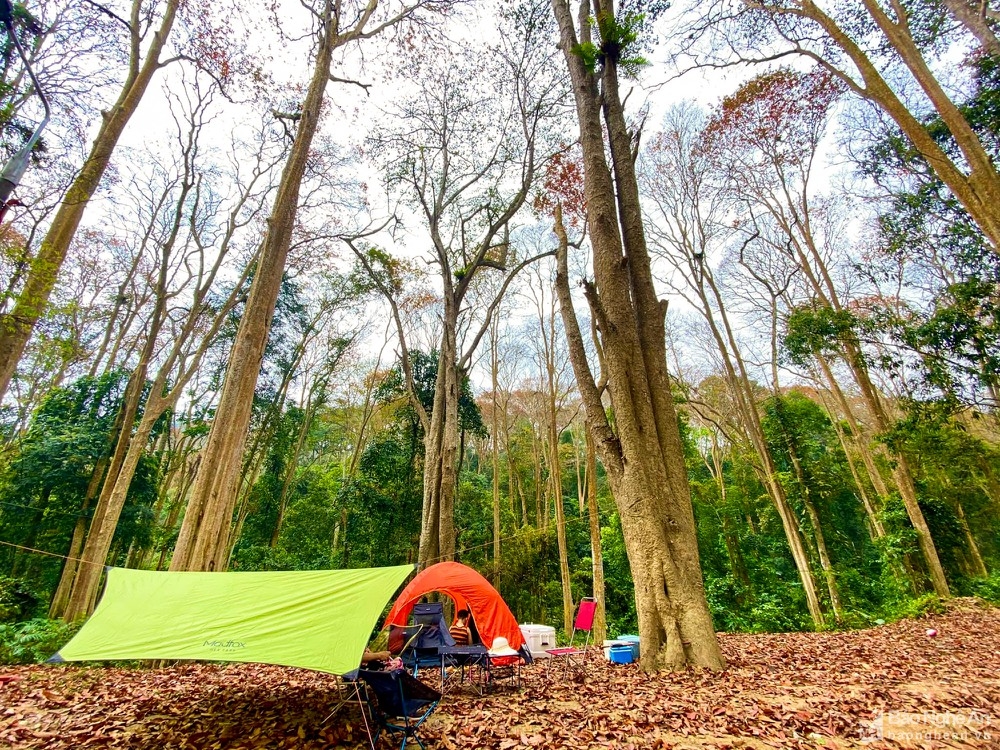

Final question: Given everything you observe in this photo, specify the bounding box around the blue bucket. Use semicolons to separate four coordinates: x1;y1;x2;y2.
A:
617;634;640;662
609;644;634;664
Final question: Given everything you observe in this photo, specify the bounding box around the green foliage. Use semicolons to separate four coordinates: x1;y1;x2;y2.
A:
0;372;159;597
961;572;1000;604
882;594;946;622
783;304;859;365
0;618;80;665
571;10;650;78
375;349;488;440
857;53;1000;408
0;575;41;623
901;278;1000;403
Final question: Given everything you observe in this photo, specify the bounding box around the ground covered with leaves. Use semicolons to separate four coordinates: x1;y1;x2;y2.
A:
1;600;997;749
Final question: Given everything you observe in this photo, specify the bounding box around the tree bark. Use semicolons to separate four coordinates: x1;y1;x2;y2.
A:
584;425;607;644
955;501;988;577
169;3;341;572
416;322;460;567
548;391;573;637
490;321;502;576
549;0;724;666
0;0;180;400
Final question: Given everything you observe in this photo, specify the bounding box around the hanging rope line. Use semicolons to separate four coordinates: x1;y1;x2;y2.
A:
0;539;104;567
0;504;614;570
420;505;612;567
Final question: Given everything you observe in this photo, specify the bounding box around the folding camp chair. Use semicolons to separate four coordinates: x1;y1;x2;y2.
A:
484;638;527;692
545;597;597;676
358;669;441;750
389;624;424;658
404;602;455;682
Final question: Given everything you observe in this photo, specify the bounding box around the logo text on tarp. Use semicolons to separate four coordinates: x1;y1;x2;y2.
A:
203;639;246;651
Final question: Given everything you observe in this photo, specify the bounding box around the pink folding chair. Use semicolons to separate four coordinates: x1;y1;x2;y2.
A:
544;597;597;676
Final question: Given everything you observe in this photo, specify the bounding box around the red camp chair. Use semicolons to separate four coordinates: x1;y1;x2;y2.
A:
544;597;596;676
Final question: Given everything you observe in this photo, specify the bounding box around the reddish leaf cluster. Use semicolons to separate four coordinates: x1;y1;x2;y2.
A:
701;68;844;173
1;600;997;749
533;148;587;229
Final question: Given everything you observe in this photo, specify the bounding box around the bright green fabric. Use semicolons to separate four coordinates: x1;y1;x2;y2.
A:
53;565;413;675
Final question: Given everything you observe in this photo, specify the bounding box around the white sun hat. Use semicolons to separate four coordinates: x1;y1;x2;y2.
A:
488;636;519;658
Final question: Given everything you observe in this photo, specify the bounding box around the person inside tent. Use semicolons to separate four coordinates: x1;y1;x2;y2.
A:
449;609;472;646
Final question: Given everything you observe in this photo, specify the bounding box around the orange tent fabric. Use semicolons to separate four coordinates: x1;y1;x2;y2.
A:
383;562;525;650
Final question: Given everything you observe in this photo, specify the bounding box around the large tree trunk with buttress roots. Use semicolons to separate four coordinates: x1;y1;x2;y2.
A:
551;0;724;672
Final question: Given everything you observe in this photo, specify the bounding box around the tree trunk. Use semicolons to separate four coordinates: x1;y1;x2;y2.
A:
955;501;988;577
773;397;843;623
531;421;544;529
940;0;1000;55
63;402;163;620
548;404;573;636
490;322;502;575
695;266;826;625
170;3;338;573
0;0;180;400
585;426;607;644
550;0;725;668
844;340;951;597
416;321;460;568
48;457;105;618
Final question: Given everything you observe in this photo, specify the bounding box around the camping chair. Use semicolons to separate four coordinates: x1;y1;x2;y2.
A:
484;637;526;692
405;602;455;681
545;597;597;676
358;669;441;750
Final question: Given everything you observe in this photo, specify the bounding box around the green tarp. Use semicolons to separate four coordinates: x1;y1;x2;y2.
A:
52;565;413;675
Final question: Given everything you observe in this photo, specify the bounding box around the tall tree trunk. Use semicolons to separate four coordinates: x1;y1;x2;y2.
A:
63;405;159;619
771;393;843;623
955;501;988;577
550;0;725;669
416;323;460;568
170;3;340;573
531;422;544;529
940;0;1000;55
548;403;573;636
781;190;949;596
0;0;180;400
584;426;607;644
821;394;887;541
490;322;502;575
269;402;315;548
49;458;105;618
696;267;825;625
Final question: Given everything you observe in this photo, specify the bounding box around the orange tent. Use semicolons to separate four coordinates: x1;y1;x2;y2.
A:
383;562;525;650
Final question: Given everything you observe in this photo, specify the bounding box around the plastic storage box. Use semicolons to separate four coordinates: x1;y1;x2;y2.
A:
609;644;634;664
519;623;556;658
617;634;640;662
602;639;627;660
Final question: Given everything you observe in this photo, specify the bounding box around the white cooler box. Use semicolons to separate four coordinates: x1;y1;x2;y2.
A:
519;623;556;658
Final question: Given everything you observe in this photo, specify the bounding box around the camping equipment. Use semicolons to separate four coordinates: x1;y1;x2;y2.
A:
384;561;524;651
50;565;414;676
609;644;634;664
545;597;597;675
519;624;556;658
402;602;455;679
358;668;441;750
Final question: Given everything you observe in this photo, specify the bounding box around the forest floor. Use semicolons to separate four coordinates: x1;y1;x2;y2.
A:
1;598;997;749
